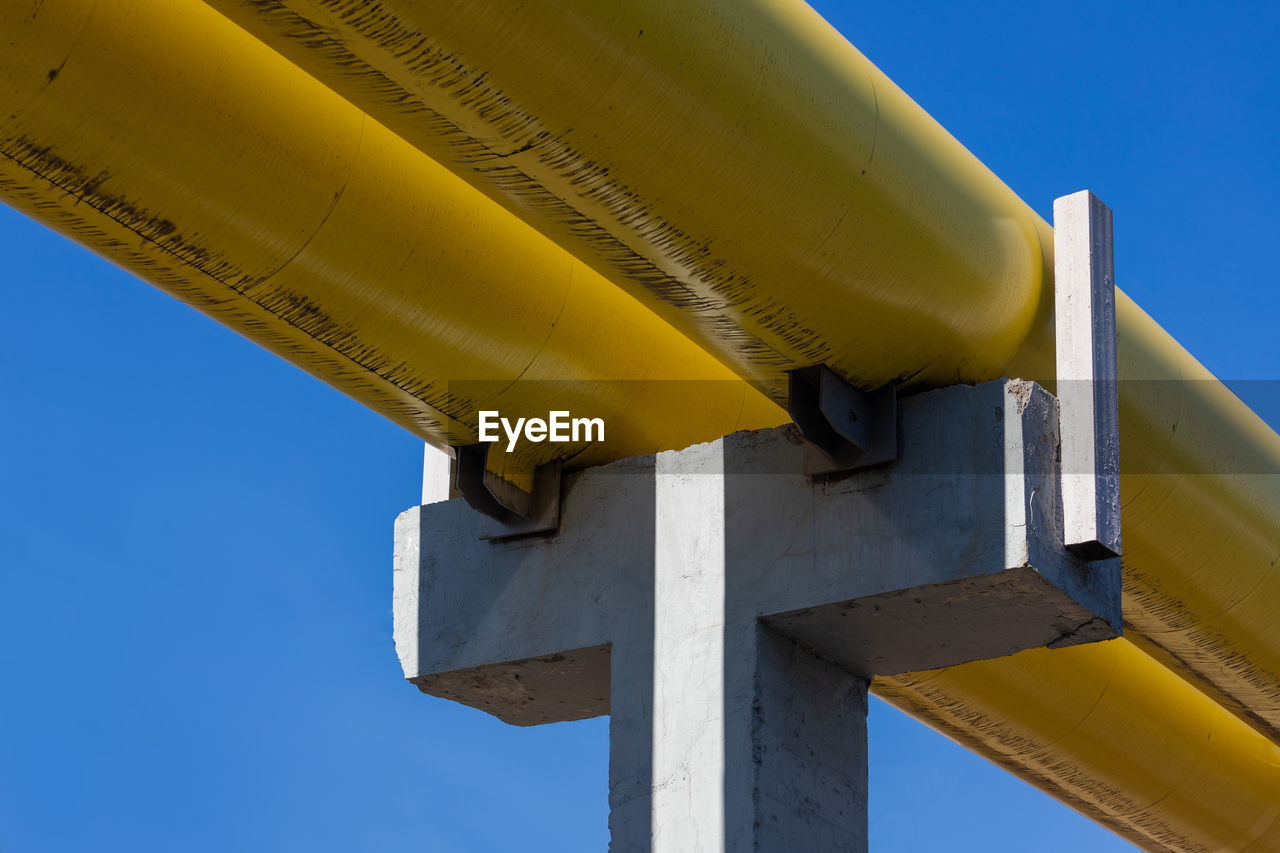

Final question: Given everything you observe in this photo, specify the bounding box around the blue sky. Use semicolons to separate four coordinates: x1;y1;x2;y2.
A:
2;1;1277;850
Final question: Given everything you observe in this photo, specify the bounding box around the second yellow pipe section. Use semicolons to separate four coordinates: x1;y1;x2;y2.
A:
876;640;1280;852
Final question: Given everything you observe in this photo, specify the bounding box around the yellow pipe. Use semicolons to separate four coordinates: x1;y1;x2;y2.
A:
0;0;783;496
1112;296;1280;740
2;2;1278;848
207;0;1280;750
202;0;1055;400
876;640;1280;853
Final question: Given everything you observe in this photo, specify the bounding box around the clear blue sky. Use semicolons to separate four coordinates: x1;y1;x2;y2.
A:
2;2;1277;850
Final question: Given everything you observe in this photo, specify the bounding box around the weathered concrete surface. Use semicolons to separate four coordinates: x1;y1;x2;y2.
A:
412;645;611;726
725;626;869;853
393;454;656;701
648;441;726;851
723;381;1120;675
393;380;1122;851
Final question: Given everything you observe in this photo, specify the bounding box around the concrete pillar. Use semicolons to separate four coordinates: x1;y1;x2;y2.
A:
393;380;1122;850
732;627;867;852
608;440;870;852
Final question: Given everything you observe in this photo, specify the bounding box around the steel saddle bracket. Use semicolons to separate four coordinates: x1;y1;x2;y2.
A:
454;442;562;540
787;364;899;476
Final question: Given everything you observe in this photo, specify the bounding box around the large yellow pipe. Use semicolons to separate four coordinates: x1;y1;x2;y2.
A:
0;0;782;494
3;2;1278;849
202;0;1054;398
876;640;1280;853
206;0;1280;748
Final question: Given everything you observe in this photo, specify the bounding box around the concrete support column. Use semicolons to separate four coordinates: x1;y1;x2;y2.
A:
726;625;869;852
396;380;1121;852
608;442;871;852
610;620;869;853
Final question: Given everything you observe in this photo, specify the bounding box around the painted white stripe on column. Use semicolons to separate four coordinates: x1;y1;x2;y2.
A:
652;443;726;853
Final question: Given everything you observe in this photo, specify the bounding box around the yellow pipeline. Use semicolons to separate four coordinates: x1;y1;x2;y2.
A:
876;640;1280;853
202;0;1055;399
2;1;1278;848
207;0;1280;754
0;0;783;495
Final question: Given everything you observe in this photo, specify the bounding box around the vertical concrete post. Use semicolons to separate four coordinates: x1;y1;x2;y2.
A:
726;626;868;852
608;441;869;852
1055;190;1121;559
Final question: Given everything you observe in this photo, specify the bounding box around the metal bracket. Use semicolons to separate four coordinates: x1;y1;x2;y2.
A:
787;364;898;476
454;443;562;540
1054;190;1122;560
